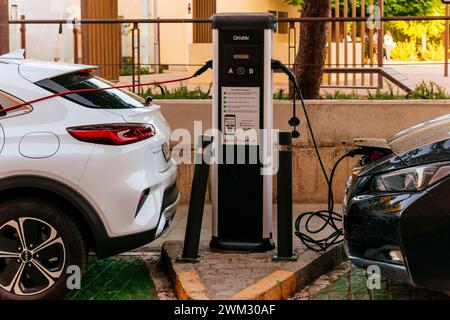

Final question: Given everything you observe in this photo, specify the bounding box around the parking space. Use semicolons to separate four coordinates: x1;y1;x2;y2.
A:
293;262;450;301
66;256;158;301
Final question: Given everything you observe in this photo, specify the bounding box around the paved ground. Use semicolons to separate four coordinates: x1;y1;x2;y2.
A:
162;240;344;300
66;255;158;300
64;203;344;300
65;203;448;300
292;261;450;300
390;62;450;90
142;203;342;251
65;252;176;300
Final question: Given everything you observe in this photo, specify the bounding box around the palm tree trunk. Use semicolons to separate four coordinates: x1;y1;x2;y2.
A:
294;0;330;99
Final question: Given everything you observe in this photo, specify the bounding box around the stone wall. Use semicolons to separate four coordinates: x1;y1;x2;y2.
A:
157;99;450;203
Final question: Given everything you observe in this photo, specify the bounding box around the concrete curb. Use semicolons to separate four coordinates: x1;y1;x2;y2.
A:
231;270;297;300
175;272;210;300
161;241;346;300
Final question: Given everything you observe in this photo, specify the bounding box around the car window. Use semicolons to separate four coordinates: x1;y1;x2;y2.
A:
36;70;146;109
0;91;32;118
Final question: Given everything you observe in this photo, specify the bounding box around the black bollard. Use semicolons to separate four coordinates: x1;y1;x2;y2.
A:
178;135;213;262
273;132;297;261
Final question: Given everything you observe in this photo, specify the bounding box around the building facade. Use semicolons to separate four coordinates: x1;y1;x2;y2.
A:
7;0;300;71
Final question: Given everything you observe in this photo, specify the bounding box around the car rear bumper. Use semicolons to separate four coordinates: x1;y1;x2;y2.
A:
155;183;180;239
96;182;179;258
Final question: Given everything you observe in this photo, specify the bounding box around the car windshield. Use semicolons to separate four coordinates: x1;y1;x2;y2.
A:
36;70;145;109
388;114;450;155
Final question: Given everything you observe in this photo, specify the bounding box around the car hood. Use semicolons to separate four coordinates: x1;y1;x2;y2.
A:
387;114;450;156
356;114;450;156
356;114;450;176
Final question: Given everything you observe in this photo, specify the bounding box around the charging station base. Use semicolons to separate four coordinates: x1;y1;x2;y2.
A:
272;255;298;262
176;255;202;263
210;237;275;252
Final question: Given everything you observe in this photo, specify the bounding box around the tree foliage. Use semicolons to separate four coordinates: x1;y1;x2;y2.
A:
285;0;437;17
383;0;436;17
388;2;444;41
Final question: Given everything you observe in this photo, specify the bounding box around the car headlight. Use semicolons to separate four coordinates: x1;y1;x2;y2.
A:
371;162;450;192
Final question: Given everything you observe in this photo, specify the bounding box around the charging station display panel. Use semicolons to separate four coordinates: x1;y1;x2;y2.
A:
222;87;259;145
219;35;263;146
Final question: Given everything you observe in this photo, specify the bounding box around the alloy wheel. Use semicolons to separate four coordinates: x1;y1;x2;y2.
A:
0;217;66;296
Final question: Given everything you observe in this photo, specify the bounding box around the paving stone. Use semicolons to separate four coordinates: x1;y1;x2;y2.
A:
66;257;158;301
294;262;450;300
161;240;346;300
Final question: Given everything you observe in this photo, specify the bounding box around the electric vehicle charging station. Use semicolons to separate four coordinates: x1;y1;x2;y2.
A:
210;13;277;251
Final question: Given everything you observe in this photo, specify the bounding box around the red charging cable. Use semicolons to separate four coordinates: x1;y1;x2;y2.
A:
1;75;196;114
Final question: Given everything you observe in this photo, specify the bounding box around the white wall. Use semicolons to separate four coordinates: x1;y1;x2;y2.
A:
7;1;298;69
9;0;80;63
156;0;192;71
118;0;153;66
8;0;159;65
116;0;192;72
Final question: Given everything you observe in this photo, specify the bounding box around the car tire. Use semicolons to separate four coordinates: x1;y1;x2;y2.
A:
0;197;87;300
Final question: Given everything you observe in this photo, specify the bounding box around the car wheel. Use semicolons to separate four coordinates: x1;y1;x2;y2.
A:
0;197;87;300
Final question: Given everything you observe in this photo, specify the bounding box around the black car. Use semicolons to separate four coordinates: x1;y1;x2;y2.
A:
344;114;450;291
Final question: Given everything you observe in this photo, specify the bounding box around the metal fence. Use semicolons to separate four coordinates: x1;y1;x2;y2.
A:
8;3;450;94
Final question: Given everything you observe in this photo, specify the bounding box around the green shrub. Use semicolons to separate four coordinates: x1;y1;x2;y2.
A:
367;83;404;100
321;81;449;100
390;41;419;61
322;90;359;100
119;66;151;77
137;81;449;100
408;81;450;99
274;89;289;100
421;42;445;61
140;84;212;99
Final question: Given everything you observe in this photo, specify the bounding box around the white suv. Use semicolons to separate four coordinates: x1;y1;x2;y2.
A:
0;51;179;300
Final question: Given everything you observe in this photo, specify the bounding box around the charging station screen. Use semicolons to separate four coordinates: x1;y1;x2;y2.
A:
221;44;261;145
233;54;250;60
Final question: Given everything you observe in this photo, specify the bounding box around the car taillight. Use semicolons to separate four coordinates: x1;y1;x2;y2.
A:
67;123;156;145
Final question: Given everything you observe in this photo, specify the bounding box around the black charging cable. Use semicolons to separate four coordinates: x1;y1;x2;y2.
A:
271;59;368;251
193;60;213;78
196;58;365;251
294;148;365;252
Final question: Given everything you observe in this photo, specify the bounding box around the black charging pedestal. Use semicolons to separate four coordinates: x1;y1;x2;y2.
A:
210;13;276;251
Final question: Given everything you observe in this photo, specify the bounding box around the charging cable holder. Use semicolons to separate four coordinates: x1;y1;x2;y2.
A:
271;59;301;139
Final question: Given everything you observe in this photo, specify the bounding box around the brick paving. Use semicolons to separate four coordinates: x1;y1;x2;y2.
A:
292;261;450;300
161;240;346;300
66;256;158;300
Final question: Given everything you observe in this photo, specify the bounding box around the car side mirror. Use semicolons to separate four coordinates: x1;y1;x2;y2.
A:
144;96;153;106
0;103;5;117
